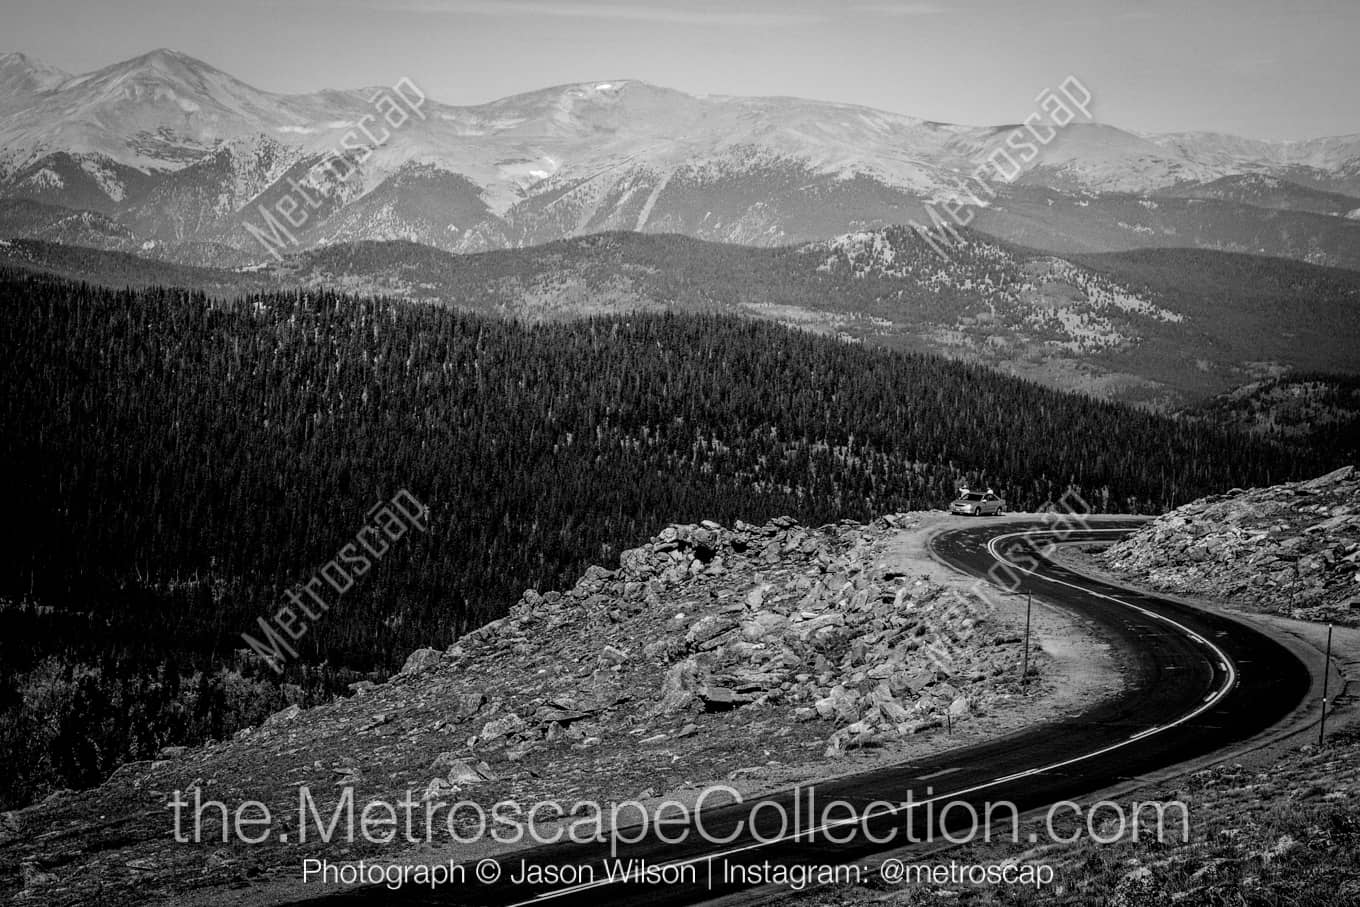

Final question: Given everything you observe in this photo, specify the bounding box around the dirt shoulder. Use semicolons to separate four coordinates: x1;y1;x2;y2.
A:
878;513;1129;731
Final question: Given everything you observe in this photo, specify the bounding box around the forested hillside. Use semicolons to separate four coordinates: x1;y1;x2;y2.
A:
279;230;1360;404
1189;372;1360;462
8;232;1360;409
0;268;1330;808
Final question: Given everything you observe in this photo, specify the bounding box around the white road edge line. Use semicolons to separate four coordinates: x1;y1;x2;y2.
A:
505;527;1238;905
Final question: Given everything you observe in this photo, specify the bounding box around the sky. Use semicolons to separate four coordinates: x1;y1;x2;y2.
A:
3;0;1357;140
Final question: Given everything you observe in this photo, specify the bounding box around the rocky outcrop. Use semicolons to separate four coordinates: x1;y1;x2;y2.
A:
1101;466;1360;623
0;513;1032;905
452;514;1020;758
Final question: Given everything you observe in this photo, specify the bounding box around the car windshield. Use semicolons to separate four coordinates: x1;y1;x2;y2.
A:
960;493;983;501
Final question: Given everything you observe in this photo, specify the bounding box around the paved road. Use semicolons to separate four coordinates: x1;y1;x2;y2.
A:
291;519;1310;906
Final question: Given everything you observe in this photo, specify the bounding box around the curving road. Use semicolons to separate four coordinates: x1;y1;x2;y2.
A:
294;519;1311;906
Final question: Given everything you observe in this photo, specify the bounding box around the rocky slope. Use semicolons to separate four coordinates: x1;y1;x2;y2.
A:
0;513;1046;905
1101;466;1360;623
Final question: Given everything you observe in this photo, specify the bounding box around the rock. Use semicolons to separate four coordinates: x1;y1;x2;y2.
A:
478;713;525;743
452;691;487;720
877;698;911;723
1;810;20;842
333;766;363;786
400;647;443;676
644;637;681;660
360;712;395;732
655;657;702;714
814;685;859;722
505;740;538;761
1101;468;1360;624
686;615;738;649
533;706;593;726
698;686;754;711
422;777;458;801
727;766;764;780
431;754;486;783
21;862;58;888
1304;465;1354;488
741;611;788;641
264;704;301;727
599;644;629;666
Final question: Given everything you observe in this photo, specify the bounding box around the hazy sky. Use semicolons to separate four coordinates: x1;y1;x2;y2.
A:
4;0;1357;140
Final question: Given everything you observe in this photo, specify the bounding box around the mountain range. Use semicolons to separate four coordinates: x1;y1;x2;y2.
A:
2;49;1359;268
6;225;1359;409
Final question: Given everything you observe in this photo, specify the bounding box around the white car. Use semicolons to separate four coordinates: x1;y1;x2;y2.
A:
950;489;1005;516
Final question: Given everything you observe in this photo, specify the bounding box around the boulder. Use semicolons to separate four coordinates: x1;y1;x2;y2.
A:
533;706;593;726
877;698;911;723
698;686;754;710
264;704;301;727
400;647;443;676
422;777;458;802
686;615;738;649
598;644;629;666
656;657;702;714
431;754;486;784
478;713;525;743
814;684;859;722
741;611;788;641
453;692;486;719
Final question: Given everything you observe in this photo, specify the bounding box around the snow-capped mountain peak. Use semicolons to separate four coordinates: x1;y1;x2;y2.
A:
2;49;1358;268
0;51;71;96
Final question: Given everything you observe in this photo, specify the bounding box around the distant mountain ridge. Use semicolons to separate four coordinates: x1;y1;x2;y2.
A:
2;49;1359;267
5;228;1358;409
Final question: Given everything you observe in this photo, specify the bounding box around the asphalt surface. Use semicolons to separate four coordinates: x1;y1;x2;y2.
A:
291;518;1311;906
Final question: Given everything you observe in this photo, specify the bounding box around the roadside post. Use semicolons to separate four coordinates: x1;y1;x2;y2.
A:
1320;623;1333;747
